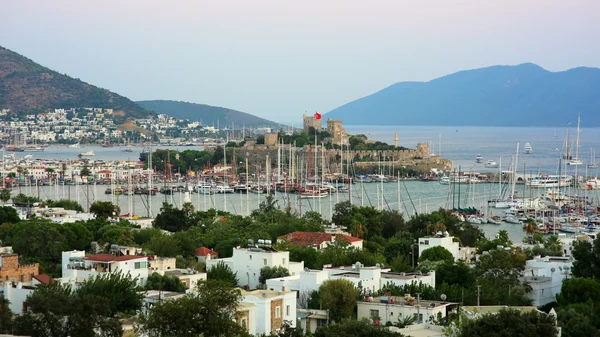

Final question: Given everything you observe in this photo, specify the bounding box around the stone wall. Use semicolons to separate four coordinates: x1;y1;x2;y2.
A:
0;254;39;285
270;298;283;334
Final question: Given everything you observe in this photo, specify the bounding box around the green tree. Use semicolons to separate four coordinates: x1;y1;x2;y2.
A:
44;199;84;212
319;279;359;322
475;249;530;305
571;236;600;279
136;280;244;337
0;206;19;224
457;308;558;337
259;266;290;286
77;272;143;316
556;278;600;306
145;272;187;293
153;202;196;232
89;201;120;219
418;246;454;263
0;188;10;204
314;318;404;337
207;261;239;287
0;294;11;334
435;261;475;289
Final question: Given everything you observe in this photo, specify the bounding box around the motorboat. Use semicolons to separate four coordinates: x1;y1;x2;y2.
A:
80;151;95;156
300;191;329;199
196;185;214;194
439;176;451;185
475;154;483;163
215;185;234;194
523;143;533;154
488;215;502;224
484;160;499;168
526;174;572;188
466;215;482;224
579;178;600;190
503;215;522;224
69;143;82;148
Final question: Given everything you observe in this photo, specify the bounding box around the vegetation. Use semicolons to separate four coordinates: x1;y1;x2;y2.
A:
313;318;404;337
89;201;120;219
145;272;187;292
43;199;84;212
259;266;290;286
12;193;41;205
418;246;454;263
136;280;245;337
319;279;359;322
207;261;239;287
453;308;558;337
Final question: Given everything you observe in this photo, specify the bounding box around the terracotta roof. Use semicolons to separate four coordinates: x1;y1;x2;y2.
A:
33;274;55;285
196;247;218;257
84;254;147;262
277;232;363;247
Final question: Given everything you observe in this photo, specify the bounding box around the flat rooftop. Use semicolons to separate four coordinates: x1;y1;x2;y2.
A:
362;296;455;308
142;290;186;301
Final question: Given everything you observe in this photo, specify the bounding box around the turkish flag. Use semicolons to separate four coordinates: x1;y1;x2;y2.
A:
314;112;322;120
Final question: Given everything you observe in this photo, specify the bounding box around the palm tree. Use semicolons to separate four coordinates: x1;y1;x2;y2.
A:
524;218;537;240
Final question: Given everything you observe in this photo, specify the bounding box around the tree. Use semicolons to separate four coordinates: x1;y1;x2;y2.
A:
524;218;537;237
89;201;120;219
0;206;19;224
44;199;84;212
153;202;195;232
556;278;600;306
0;188;10;204
319;279;359;322
418;246;454;263
207;261;239;287
314;318;404;337
435;261;475;289
77;272;143;316
145;272;187;293
259;266;290;286
571;236;600;279
136;280;244;337
457;308;558;337
0;294;11;334
475;249;530;305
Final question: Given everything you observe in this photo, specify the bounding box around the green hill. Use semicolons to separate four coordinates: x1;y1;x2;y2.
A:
325;63;600;126
137;100;278;127
0;46;152;119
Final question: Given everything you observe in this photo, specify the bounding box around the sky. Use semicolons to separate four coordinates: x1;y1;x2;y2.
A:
1;0;600;124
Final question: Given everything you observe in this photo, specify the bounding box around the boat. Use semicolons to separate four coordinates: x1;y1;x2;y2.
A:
567;115;583;166
466;215;482;224
526;174;572;188
488;215;502;224
484;160;499;168
579;178;600;190
215;185;234;194
233;184;248;193
503;215;522;224
196;185;214;194
80;151;95;156
475;154;483;163
439;176;451;185
523;143;533;154
588;148;598;169
69;143;82;148
300;191;329;199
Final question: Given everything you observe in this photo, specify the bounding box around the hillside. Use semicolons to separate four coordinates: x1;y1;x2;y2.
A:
137;100;278;127
325;63;600;126
0;46;151;119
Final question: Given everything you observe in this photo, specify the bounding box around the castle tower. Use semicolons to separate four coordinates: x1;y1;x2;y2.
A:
394;131;398;148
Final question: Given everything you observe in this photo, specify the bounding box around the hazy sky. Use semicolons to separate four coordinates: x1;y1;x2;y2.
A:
2;0;599;123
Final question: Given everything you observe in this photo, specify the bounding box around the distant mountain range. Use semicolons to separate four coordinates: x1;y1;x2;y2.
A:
137;100;279;127
0;46;151;120
325;63;600;127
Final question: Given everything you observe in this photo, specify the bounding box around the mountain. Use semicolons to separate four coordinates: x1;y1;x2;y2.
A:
137;100;279;127
326;63;600;126
0;46;151;119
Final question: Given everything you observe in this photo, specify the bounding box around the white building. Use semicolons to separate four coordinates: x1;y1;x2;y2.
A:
523;255;573;306
267;263;435;296
418;233;460;262
241;289;297;335
206;245;304;290
357;294;456;325
61;251;149;286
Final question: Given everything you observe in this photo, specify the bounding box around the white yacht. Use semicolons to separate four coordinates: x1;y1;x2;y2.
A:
475;154;483;163
523;143;533;154
80;151;94;156
580;178;600;190
526;174;572;188
69;143;82;148
215;185;234;194
484;160;499;168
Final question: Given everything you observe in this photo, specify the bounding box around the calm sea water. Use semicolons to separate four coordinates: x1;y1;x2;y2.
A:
12;125;600;242
346;125;600;176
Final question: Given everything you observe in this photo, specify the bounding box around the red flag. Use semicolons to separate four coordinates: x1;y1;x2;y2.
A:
314;112;322;120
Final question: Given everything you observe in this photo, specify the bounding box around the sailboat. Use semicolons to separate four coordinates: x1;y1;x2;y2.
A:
588;148;599;169
567;116;583;166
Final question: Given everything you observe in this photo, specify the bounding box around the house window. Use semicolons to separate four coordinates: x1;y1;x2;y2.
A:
413;313;423;323
370;309;379;318
241;318;248;330
286;305;290;316
264;259;267;266
275;306;281;318
134;262;147;269
20;274;24;282
283;258;286;264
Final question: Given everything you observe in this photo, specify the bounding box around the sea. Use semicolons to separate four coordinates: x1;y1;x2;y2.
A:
11;126;600;242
